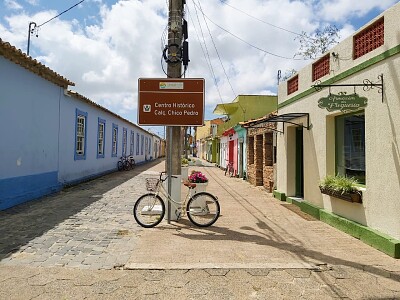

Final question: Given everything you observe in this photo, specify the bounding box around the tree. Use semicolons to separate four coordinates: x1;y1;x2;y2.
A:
295;25;340;60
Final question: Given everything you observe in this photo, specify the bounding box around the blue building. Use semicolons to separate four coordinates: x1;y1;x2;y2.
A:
0;39;161;210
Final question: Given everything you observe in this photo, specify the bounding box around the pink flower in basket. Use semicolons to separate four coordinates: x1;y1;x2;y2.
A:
188;171;208;183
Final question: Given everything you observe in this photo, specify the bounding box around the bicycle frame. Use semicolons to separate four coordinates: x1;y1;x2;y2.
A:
153;174;192;219
135;172;220;228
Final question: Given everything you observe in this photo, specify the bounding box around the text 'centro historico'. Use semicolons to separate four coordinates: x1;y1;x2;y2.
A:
138;78;205;126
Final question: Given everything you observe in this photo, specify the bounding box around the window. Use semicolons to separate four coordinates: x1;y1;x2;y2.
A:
248;136;254;165
312;54;330;81
112;123;118;157
335;112;365;184
75;109;87;160
353;17;384;59
122;128;127;156
97;118;106;158
130;130;134;155
264;133;273;166
141;135;144;155
145;137;149;156
136;133;140;155
287;75;298;95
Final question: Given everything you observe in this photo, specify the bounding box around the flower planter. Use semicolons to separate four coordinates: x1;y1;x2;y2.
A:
189;182;208;209
181;166;189;182
319;187;362;203
190;182;208;196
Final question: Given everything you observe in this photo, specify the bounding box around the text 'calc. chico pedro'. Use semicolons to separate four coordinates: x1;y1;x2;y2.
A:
138;78;205;126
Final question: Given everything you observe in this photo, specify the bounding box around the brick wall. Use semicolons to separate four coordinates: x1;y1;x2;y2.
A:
247;125;275;190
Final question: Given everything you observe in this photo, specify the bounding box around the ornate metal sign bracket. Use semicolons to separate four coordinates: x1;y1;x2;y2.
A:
312;74;384;103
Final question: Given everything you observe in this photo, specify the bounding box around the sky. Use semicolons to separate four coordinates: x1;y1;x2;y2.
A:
0;0;398;137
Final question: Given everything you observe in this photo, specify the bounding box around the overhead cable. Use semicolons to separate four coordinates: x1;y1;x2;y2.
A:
37;0;85;28
191;1;306;60
217;0;318;42
196;0;236;99
191;2;225;101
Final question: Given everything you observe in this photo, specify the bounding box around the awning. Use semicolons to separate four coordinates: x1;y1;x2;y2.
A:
242;113;310;133
222;128;235;136
213;102;239;115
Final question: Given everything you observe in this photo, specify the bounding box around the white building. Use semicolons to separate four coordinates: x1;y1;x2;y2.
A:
0;39;161;210
275;3;400;258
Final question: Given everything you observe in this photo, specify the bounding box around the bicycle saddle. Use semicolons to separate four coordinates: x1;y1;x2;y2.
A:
183;181;197;189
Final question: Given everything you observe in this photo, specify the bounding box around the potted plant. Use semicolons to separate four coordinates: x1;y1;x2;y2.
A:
319;175;362;203
188;170;208;195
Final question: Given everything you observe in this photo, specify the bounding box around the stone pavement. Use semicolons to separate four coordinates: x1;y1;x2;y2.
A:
0;158;400;299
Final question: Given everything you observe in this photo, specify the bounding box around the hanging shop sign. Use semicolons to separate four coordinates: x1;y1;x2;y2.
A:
138;78;204;126
318;93;368;113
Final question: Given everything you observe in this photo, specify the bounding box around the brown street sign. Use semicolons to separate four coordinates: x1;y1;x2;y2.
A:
138;78;205;126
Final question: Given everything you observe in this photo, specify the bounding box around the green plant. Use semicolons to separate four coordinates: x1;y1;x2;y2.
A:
319;174;358;195
181;158;189;166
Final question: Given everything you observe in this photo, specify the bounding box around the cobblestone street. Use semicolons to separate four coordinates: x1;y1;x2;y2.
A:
0;159;399;299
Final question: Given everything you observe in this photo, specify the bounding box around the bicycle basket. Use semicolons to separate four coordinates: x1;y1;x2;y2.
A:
146;178;160;192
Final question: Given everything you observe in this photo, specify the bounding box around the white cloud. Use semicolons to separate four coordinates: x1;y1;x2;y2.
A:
316;0;399;22
5;0;22;10
0;0;397;122
25;0;38;6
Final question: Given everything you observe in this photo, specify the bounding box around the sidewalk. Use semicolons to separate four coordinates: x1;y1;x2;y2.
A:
127;158;399;270
0;158;399;299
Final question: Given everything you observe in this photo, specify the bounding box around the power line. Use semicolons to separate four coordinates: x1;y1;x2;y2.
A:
191;1;306;61
216;0;317;42
188;1;234;119
190;0;225;105
27;0;86;55
37;0;85;28
195;0;236;99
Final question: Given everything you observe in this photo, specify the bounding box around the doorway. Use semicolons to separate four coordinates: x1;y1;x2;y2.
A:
295;127;304;197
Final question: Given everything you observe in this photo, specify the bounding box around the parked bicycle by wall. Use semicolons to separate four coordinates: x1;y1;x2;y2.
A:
133;171;220;228
225;160;234;177
117;155;135;171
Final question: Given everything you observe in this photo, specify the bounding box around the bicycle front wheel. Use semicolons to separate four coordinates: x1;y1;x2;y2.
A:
123;161;131;171
133;193;165;228
187;192;220;227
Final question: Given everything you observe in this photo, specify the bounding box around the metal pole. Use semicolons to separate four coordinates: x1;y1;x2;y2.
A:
27;22;36;56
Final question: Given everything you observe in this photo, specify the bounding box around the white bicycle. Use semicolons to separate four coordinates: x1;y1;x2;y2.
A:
133;171;220;228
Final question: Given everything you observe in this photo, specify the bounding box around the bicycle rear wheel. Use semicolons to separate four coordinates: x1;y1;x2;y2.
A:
130;158;135;169
117;161;124;171
133;193;165;228
187;192;220;227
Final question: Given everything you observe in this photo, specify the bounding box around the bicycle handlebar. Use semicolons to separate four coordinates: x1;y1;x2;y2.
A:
159;171;178;181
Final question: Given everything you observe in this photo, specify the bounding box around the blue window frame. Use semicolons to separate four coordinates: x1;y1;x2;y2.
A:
141;135;144;155
149;138;152;156
97;118;106;158
112;123;118;157
122;127;127;157
75;109;88;160
130;130;134;155
136;133;140;155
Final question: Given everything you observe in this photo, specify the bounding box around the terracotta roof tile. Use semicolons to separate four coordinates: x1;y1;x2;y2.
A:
0;38;75;88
